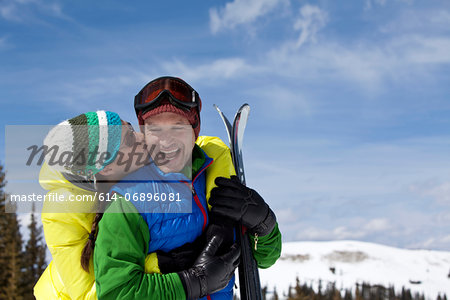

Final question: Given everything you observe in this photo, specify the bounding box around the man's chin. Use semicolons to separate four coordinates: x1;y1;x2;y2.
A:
158;160;184;174
156;151;190;174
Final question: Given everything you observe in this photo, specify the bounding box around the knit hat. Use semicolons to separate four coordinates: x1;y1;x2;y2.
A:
43;111;122;179
136;77;202;139
140;101;201;139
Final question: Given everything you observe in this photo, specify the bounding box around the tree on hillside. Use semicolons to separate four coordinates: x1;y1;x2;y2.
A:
0;163;7;296
0;162;24;300
272;287;279;300
21;203;46;299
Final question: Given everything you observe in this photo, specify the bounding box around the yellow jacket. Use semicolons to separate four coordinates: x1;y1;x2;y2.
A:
34;136;235;300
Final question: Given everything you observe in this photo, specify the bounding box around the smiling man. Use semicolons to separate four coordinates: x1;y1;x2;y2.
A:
143;112;195;174
93;76;282;299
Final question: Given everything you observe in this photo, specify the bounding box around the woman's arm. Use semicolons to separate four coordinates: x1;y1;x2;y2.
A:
41;188;98;300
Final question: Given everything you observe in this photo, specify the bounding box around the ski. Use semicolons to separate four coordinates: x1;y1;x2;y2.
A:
214;104;262;300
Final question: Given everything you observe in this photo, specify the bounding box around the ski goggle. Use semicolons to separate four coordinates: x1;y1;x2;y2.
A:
134;76;201;116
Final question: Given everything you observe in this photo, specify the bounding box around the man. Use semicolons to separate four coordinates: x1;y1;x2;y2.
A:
94;76;281;299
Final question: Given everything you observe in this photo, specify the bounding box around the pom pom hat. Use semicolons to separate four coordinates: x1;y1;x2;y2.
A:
134;76;202;139
43;111;122;179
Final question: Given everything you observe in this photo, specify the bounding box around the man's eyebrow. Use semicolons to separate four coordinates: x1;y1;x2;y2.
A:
144;121;188;126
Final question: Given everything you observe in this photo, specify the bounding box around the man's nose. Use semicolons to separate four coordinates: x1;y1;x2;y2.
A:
159;137;175;147
158;131;176;146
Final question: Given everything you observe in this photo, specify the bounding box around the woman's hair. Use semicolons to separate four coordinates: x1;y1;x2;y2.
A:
80;212;103;272
80;173;114;272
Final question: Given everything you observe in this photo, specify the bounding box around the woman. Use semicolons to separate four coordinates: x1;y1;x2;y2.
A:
34;111;198;299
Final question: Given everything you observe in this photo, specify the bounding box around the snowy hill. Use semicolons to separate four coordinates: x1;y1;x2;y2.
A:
258;240;450;299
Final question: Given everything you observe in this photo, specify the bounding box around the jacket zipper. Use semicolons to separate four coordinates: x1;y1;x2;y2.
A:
191;159;213;231
192;187;207;231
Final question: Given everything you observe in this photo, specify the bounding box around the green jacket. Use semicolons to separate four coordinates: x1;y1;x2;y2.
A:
94;197;281;299
94;136;282;299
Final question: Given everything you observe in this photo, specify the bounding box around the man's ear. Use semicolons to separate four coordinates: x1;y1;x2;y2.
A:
191;128;196;147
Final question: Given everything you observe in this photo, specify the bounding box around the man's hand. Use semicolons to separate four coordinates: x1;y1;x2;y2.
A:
158;222;235;273
210;176;276;236
178;233;240;299
156;234;205;273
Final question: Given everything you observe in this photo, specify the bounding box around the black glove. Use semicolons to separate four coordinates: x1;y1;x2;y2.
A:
210;176;276;236
205;222;234;256
178;233;240;299
158;223;234;273
156;233;205;274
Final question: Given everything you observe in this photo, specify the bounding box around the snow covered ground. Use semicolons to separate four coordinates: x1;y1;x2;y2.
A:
258;240;450;300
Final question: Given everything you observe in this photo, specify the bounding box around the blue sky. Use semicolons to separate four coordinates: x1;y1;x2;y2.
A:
1;0;450;250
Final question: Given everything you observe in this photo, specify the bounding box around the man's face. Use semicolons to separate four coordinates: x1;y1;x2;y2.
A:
143;112;195;174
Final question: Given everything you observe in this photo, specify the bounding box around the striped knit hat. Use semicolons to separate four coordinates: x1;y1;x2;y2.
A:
43;111;122;178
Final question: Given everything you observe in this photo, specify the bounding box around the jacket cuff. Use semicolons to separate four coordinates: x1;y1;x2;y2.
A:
177;268;205;300
250;208;276;236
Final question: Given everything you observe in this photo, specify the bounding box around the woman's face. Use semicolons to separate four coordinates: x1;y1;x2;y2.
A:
99;120;146;179
143;112;195;174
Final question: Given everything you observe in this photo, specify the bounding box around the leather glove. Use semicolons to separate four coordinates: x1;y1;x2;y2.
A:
156;233;205;274
205;223;234;256
158;223;234;273
210;176;276;236
178;232;240;299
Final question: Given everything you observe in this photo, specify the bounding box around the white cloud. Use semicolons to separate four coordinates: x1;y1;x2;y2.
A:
160;34;441;101
209;0;288;34
264;30;450;93
182;7;450;99
293;218;394;242
362;218;391;232
0;36;9;49
0;0;69;22
245;84;312;119
409;235;450;250
436;212;450;223
274;208;299;223
365;0;387;10
296;227;332;240
254;7;450;92
293;4;328;48
295;224;368;241
295;225;370;241
0;1;20;21
365;0;413;10
161;57;253;82
431;10;450;26
442;234;450;243
333;226;367;240
333;220;391;240
409;181;450;206
265;40;392;91
400;36;450;64
36;70;151;114
380;9;450;34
